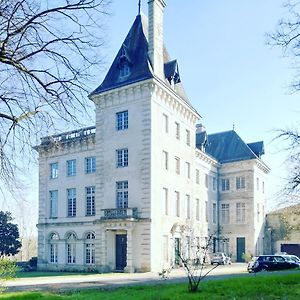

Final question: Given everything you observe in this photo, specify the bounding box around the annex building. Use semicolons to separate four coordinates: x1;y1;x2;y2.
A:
35;0;270;272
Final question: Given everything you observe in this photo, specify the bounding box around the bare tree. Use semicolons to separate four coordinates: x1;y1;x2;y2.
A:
275;128;300;201
178;233;222;293
0;0;110;192
268;0;300;91
268;1;300;202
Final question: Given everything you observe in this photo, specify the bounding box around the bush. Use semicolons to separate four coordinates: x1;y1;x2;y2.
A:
29;257;37;269
0;259;17;293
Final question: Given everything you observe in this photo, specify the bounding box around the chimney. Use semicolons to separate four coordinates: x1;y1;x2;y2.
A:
196;123;206;134
148;0;166;80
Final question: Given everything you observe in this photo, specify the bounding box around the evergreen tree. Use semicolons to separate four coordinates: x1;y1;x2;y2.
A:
0;211;21;257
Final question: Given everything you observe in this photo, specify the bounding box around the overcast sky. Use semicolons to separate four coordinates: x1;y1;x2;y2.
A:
2;0;299;232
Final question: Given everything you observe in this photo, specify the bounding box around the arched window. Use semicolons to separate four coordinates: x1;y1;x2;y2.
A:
49;233;59;263
119;46;131;78
85;232;95;265
66;232;76;264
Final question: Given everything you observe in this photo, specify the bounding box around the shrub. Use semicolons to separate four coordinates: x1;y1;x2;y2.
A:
0;259;18;293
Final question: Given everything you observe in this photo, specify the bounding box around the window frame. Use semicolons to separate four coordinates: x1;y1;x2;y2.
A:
86;186;95;216
116;181;128;208
85;157;96;174
67;159;76;177
49;190;58;218
116;148;128;168
67;188;76;217
50;162;58;179
116;110;128;131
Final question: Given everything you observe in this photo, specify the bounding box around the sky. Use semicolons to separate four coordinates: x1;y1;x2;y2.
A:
1;0;299;233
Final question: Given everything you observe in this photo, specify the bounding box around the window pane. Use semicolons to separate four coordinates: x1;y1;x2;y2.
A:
116;181;128;208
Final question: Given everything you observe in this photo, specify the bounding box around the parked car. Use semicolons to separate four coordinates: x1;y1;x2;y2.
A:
250;255;300;273
211;252;231;265
282;255;300;263
247;256;259;273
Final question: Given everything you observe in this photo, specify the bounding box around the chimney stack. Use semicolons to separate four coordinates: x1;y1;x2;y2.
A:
148;0;166;80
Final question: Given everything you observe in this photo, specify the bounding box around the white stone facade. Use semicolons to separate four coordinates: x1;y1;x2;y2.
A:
35;0;269;272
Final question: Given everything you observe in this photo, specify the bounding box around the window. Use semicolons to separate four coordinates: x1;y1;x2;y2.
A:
196;169;200;184
120;61;130;77
186;194;190;219
186;129;190;146
116;110;128;131
49;233;59;263
262;181;265;193
67;159;76;176
162;151;168;170
116;181;128;208
236;203;246;223
185;162;191;179
49;190;58;218
196;198;200;221
86;186;95;216
66;233;76;264
119;48;130;78
116;149;128;167
205;201;208;222
85;233;95;264
257;203;260;222
236;176;245;189
205;174;209;188
175;122;180;139
213;203;217;224
213;177;217;191
162;235;169;263
220;238;229;255
67;188;76;217
50;162;58;179
163;188;168;215
175;157;180;174
85;157;96;174
221;203;230;224
256;177;260;191
163;114;168;133
175;191;180;217
221;178;230;191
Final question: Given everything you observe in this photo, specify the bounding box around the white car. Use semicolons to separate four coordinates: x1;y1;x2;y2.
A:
211;252;231;265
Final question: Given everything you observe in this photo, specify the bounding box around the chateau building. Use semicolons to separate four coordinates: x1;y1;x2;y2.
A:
34;0;270;272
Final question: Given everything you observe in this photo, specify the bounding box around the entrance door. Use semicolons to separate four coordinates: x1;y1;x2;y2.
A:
116;234;127;271
236;237;245;262
174;238;181;265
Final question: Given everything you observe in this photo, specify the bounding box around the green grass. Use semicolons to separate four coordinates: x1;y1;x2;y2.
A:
1;273;300;299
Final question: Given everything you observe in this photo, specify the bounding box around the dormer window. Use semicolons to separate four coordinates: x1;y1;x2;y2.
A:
120;61;130;78
164;60;181;87
118;46;131;78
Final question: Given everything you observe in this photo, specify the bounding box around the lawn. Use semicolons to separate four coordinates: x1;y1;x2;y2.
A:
1;273;300;299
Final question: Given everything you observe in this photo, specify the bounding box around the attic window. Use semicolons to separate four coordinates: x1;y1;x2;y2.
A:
119;46;131;78
120;61;130;78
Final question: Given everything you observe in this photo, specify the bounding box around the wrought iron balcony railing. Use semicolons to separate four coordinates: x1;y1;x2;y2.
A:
101;208;138;220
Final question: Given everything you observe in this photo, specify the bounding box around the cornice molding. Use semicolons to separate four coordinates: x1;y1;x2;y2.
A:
195;148;219;167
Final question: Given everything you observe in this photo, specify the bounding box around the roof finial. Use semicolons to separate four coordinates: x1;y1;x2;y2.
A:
138;0;141;15
233;123;235;131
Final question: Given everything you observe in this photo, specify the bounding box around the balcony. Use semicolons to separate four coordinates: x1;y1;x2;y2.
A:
101;208;139;220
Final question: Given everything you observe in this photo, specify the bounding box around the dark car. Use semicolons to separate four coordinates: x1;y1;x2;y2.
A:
250;255;300;273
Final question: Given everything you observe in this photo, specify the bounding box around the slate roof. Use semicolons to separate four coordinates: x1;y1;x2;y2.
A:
90;14;192;106
200;130;263;163
90;15;152;96
247;141;265;158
